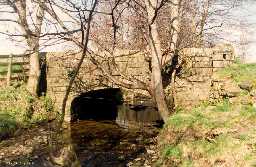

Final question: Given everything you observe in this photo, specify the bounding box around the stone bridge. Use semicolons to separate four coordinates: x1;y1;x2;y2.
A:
45;50;150;122
44;44;235;122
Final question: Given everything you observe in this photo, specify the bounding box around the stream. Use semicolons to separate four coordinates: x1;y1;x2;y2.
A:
0;105;161;167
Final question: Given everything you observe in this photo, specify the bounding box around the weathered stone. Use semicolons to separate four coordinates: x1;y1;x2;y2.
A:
171;78;212;108
212;60;232;68
239;81;253;91
146;149;155;154
250;89;256;97
219;79;241;98
240;96;253;105
43;43;235;121
192;61;212;68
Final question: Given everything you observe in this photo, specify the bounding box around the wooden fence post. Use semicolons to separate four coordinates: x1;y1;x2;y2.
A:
6;54;13;86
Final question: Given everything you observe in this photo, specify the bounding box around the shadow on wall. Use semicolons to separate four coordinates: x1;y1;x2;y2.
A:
70;88;123;122
38;52;47;96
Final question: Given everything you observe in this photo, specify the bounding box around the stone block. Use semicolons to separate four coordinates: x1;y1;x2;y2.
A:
194;56;210;62
192;61;212;68
238;81;253;91
212;60;231;68
192;68;213;76
212;53;233;61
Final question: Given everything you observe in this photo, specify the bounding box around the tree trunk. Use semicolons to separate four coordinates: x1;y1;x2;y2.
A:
27;52;41;95
162;0;181;66
150;60;170;122
145;0;170;122
13;0;45;96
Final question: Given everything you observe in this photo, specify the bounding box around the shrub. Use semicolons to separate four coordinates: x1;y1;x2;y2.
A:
0;86;57;140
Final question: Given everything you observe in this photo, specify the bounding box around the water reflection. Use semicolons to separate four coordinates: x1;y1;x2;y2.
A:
0;119;159;167
70;120;157;167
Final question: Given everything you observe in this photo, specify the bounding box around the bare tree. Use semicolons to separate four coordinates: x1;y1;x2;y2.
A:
25;0;238;122
60;0;99;122
143;0;170;121
48;0;178;122
0;0;46;95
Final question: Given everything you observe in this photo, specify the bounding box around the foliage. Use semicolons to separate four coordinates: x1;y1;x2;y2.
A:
0;113;17;139
0;86;58;140
40;95;55;113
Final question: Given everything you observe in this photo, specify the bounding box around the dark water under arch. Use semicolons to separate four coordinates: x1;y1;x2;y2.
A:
70;88;123;121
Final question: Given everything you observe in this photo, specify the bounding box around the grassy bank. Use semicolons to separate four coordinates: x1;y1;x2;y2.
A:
217;63;256;84
158;63;256;166
0;86;58;140
158;102;256;166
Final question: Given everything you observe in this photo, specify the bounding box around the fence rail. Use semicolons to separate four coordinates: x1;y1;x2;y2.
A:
0;54;29;86
0;54;29;58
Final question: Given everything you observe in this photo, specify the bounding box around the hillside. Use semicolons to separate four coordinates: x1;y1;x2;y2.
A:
158;63;256;166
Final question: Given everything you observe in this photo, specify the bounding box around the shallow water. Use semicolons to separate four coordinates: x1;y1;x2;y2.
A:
71;120;158;167
0;119;159;167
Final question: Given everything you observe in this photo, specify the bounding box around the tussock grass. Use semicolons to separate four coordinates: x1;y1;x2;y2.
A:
157;63;256;166
217;63;256;84
159;99;256;166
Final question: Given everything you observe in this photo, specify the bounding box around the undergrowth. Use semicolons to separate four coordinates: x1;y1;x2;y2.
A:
159;99;256;166
0;86;58;140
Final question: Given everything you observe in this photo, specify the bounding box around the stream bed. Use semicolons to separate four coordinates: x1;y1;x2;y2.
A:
0;120;160;167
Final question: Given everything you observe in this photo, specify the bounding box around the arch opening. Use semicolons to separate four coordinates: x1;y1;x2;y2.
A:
71;88;123;122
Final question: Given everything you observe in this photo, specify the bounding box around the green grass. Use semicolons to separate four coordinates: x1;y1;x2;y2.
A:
162;145;182;158
159;100;256;166
240;105;256;121
191;134;232;156
217;63;256;84
214;99;232;112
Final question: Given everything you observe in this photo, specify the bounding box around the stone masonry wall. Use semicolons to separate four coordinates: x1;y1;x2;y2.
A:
171;43;235;108
45;44;235;121
46;51;150;122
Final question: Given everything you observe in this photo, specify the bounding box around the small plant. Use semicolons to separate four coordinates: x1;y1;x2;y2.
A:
67;69;76;79
175;105;185;113
41;95;55;113
214;99;231;112
162;144;182;159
